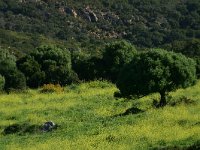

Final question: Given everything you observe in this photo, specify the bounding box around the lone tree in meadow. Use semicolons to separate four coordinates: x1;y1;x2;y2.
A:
116;49;197;107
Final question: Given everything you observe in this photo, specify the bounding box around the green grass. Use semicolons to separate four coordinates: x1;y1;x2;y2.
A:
0;80;199;150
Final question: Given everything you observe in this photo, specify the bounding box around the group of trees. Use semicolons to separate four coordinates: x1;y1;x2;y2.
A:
0;40;198;107
0;48;26;91
17;45;78;88
164;38;200;77
0;0;199;107
72;41;137;82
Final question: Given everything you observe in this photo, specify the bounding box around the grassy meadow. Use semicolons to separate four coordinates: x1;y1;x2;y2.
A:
0;80;199;150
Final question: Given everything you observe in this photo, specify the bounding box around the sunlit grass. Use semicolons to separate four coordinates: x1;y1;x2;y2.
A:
0;80;199;149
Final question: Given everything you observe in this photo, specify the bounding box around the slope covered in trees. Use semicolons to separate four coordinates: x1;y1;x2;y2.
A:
0;0;200;56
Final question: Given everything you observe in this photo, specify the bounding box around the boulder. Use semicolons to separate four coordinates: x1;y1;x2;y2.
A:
80;7;98;22
89;12;98;22
65;7;77;18
59;7;66;15
42;121;57;132
82;11;92;22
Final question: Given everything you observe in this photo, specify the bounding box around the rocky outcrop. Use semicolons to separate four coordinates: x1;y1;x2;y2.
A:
102;12;120;22
58;7;66;15
79;7;98;22
65;7;77;18
19;0;41;3
89;11;98;22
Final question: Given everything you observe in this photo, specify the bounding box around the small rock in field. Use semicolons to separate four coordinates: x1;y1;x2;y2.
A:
42;121;57;132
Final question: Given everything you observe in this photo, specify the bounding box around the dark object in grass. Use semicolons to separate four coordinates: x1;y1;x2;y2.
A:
114;91;123;98
113;107;144;117
152;96;196;108
152;141;200;150
3;121;58;135
187;141;200;150
106;135;116;142
3;123;41;135
42;121;57;132
150;141;200;150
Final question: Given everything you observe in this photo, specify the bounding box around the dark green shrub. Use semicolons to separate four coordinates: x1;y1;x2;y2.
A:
172;39;200;57
27;71;46;88
4;69;26;91
0;48;26;91
0;48;16;74
117;49;197;107
32;45;74;85
193;57;200;78
18;45;78;87
72;51;102;81
102;40;137;82
17;56;45;88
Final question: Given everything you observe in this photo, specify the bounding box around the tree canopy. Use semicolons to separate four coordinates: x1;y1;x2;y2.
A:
116;49;197;106
0;48;26;91
17;45;78;87
102;40;137;82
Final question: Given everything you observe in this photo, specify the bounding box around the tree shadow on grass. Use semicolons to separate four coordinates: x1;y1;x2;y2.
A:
2;123;41;135
152;141;200;150
2;122;58;135
112;107;144;117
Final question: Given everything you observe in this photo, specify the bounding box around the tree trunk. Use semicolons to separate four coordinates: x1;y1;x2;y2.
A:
159;91;167;107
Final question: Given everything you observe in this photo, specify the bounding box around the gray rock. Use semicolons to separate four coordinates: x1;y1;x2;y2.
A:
89;12;98;22
42;121;57;132
80;7;98;22
65;7;77;18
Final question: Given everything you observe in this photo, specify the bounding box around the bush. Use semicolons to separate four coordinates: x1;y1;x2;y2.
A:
17;56;45;88
0;48;26;91
194;57;200;78
0;75;5;90
72;51;102;81
18;45;78;87
117;49;197;107
4;69;26;91
40;84;64;93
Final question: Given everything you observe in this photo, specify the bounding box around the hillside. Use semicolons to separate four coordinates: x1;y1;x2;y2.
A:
0;80;199;149
0;0;200;55
0;1;200;149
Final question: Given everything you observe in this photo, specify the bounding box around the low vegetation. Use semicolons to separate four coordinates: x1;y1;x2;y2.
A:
40;84;64;94
0;80;199;149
